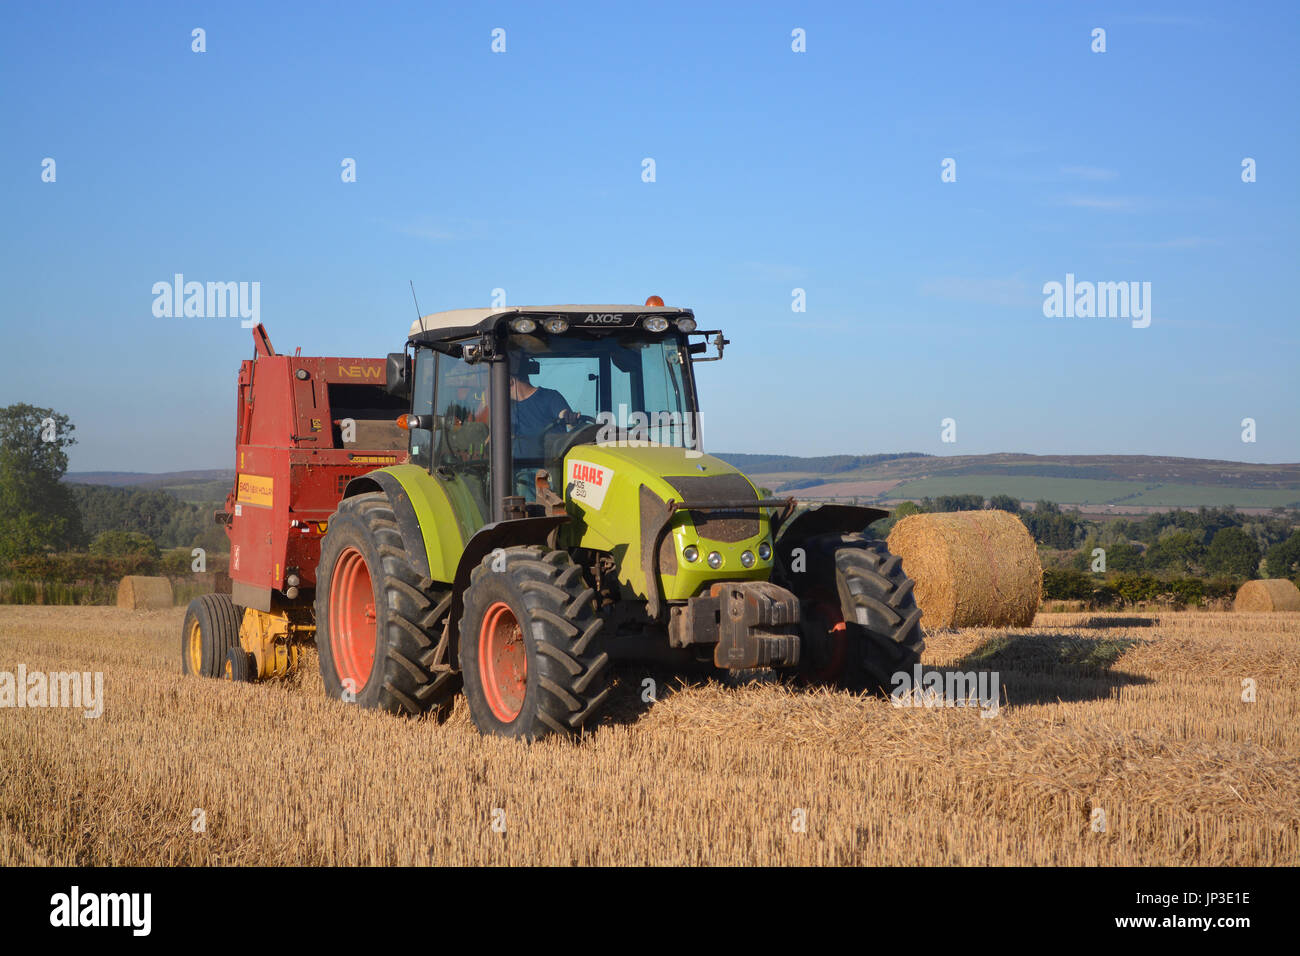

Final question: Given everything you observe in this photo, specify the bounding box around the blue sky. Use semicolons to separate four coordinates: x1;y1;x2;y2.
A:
2;1;1297;472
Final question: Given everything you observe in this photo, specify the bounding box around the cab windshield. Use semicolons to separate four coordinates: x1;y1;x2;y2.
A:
508;331;698;471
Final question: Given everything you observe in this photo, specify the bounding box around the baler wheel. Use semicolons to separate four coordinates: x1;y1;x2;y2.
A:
180;593;241;679
226;648;256;682
314;492;460;717
458;546;611;740
785;533;925;691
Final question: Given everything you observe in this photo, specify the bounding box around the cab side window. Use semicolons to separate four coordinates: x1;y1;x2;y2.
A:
409;349;435;470
432;353;492;528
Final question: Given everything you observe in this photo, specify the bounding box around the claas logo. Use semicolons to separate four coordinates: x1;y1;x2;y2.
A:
573;463;604;486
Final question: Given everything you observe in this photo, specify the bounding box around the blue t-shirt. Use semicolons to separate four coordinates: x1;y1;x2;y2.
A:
511;387;570;460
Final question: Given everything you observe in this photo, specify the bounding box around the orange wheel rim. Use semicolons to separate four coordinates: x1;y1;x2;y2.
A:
479;601;526;721
329;547;377;691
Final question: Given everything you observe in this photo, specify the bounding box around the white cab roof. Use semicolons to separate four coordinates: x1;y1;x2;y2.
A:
409;304;689;338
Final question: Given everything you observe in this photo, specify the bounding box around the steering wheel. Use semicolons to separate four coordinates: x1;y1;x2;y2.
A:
541;414;600;462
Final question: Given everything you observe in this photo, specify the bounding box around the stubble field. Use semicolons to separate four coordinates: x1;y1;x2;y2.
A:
0;605;1296;866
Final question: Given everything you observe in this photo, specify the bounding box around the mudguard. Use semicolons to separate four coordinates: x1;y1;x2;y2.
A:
447;515;571;650
342;464;480;585
773;503;889;572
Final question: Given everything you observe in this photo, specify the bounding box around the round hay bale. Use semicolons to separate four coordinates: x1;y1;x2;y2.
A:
1233;578;1300;612
116;575;174;610
886;510;1041;629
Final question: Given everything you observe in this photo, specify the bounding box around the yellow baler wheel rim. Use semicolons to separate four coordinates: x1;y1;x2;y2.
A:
187;619;203;674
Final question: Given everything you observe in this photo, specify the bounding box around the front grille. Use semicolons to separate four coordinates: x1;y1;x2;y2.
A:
661;473;759;543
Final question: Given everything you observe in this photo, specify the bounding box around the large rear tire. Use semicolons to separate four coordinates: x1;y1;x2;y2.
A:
314;492;460;717
784;532;924;691
459;546;611;741
181;593;241;678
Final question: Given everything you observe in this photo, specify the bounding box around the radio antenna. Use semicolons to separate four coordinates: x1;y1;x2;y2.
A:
409;280;424;323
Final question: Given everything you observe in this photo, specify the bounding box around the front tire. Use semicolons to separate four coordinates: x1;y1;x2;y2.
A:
459;546;611;740
784;533;924;691
314;492;460;717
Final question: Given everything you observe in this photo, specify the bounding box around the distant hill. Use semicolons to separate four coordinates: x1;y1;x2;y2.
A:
66;455;1300;512
712;453;1300;512
712;452;930;475
65;470;234;503
715;452;1300;487
65;470;234;488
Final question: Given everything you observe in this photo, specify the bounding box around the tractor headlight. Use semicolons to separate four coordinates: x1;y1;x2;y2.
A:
543;318;569;333
740;550;755;568
757;541;771;561
643;316;670;333
675;317;697;333
510;317;537;333
706;551;723;569
683;545;699;563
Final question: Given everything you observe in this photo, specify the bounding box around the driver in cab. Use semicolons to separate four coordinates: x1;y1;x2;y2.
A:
510;352;573;498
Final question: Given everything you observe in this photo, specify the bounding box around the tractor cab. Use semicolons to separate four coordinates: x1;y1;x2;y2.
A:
391;301;720;531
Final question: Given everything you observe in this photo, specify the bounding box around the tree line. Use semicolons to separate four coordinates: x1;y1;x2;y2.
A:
868;492;1300;582
0;403;228;562
67;484;229;555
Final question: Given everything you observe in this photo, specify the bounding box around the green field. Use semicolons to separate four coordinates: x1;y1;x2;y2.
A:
1120;483;1300;509
887;475;1300;510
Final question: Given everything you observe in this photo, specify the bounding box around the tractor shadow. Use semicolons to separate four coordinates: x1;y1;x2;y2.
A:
946;631;1152;707
598;630;1153;725
601;660;806;726
600;663;729;726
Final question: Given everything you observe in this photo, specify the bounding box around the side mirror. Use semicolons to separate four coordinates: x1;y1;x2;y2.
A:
384;352;410;398
690;331;729;362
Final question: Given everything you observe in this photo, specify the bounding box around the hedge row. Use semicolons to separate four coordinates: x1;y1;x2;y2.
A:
0;549;229;584
1042;568;1243;608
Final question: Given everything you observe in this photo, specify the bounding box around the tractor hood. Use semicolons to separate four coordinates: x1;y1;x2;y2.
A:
558;443;775;603
562;444;749;504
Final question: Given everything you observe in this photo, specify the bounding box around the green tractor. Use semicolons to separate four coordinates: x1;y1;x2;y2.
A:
314;299;924;739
